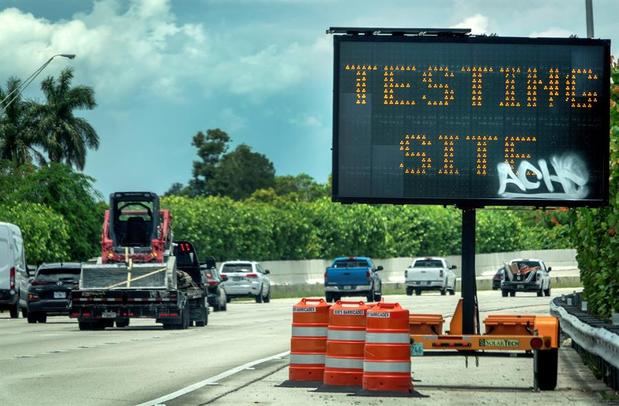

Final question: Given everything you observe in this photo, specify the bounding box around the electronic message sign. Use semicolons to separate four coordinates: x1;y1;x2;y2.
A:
332;34;611;206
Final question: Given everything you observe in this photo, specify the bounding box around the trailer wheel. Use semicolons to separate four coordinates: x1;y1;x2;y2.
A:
9;303;18;318
535;349;558;390
115;318;130;328
78;320;94;330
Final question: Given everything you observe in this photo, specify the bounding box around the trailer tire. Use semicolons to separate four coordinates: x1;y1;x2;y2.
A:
535;349;558;390
116;318;130;328
9;303;18;318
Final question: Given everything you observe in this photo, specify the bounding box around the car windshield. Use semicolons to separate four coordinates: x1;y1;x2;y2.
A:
35;268;80;282
222;264;252;273
413;259;443;268
513;261;542;270
333;259;369;268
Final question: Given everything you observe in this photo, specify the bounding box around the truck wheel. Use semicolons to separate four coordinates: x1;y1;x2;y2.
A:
501;289;508;297
440;289;447;296
38;313;47;323
9;303;18;319
21;307;28;318
509;291;516;297
535;349;558;390
415;289;422;296
366;290;375;303
406;287;413;296
537;289;543;297
115;318;130;328
374;294;382;302
544;287;551;297
27;313;38;324
326;293;333;303
449;289;456;295
78;320;93;330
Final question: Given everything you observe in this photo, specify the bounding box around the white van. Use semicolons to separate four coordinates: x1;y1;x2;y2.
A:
0;222;26;318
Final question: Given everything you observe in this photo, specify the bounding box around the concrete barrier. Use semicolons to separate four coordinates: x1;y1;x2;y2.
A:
261;249;579;286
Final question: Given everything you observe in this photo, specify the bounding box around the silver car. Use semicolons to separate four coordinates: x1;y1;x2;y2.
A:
219;261;271;303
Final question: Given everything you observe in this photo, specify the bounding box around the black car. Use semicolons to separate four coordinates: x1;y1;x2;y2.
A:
26;263;81;323
492;267;504;290
201;259;228;311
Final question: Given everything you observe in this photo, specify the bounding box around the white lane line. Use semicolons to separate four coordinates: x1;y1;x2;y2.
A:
136;350;290;406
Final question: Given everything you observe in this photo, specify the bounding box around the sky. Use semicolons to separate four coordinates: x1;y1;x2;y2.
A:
0;0;617;198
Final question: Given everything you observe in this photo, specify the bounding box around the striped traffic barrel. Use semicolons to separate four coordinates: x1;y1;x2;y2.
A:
289;298;331;381
323;300;368;386
363;302;412;393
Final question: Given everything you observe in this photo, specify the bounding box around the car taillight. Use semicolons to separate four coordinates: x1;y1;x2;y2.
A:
246;273;258;278
28;293;39;301
405;270;408;278
440;270;444;278
530;337;543;349
208;281;218;286
9;267;15;289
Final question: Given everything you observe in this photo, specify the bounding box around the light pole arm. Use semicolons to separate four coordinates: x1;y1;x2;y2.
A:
0;53;76;113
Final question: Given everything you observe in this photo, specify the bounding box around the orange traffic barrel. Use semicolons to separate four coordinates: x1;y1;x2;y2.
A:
323;300;368;386
363;302;412;393
289;298;331;381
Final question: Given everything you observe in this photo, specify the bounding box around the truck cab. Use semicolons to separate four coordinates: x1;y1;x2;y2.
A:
324;256;383;303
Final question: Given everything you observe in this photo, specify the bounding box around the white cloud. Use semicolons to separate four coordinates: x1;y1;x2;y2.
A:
0;0;330;105
452;14;489;35
529;28;574;38
290;113;323;128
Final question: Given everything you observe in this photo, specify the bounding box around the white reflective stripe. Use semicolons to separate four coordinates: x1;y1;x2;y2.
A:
291;326;328;337
363;361;411;373
289;354;326;365
325;357;364;369
327;329;365;341
365;332;410;344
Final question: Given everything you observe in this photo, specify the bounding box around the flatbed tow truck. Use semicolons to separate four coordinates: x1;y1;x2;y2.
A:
70;192;208;330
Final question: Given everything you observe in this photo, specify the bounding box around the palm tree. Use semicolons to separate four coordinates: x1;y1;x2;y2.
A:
34;68;99;170
0;77;44;165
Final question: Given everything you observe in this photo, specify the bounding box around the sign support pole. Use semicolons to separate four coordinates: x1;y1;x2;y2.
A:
460;206;477;334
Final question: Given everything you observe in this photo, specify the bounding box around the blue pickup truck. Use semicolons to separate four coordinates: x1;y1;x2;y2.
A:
324;256;383;303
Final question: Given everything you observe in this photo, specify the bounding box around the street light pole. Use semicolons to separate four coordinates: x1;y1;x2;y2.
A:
585;0;594;38
0;53;76;113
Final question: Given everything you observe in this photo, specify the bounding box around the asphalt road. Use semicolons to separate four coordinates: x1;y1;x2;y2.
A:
0;288;610;405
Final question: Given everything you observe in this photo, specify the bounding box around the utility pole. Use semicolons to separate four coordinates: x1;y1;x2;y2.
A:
585;0;594;38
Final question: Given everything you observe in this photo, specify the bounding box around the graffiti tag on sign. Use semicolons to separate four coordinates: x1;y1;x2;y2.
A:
497;154;589;199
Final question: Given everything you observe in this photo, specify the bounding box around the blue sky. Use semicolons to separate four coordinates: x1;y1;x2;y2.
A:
1;0;617;197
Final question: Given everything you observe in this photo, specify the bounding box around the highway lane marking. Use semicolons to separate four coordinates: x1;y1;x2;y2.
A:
135;350;290;406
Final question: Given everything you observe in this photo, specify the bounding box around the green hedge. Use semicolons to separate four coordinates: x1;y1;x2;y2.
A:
162;196;570;262
0;202;70;264
570;66;619;318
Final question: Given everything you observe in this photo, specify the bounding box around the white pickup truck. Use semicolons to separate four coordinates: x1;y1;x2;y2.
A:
405;257;457;296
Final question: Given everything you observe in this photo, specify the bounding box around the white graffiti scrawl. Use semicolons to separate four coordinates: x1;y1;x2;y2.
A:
497;154;590;199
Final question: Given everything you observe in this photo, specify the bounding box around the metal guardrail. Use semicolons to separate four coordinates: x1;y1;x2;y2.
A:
550;296;619;390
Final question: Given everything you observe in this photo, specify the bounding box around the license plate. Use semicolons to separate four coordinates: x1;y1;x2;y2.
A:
343;285;351;290
101;311;116;318
517;284;524;289
411;343;424;357
53;291;66;299
232;276;242;281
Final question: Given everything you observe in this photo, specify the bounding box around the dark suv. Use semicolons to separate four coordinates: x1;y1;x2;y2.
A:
26;263;81;323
